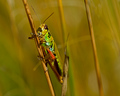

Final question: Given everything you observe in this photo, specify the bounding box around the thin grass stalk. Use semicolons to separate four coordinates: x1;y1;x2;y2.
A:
84;0;104;96
61;47;69;96
58;0;67;36
22;0;55;96
101;1;120;56
111;0;120;54
57;0;69;96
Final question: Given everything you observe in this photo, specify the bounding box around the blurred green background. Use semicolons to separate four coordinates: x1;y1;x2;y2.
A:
0;0;120;96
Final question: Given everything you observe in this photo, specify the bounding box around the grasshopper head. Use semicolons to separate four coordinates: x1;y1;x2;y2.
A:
37;24;48;36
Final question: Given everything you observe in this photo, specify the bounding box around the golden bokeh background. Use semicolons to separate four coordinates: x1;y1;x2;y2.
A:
0;0;120;96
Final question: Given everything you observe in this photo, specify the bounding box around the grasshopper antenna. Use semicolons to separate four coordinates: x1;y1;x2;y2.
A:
43;12;54;23
31;5;41;24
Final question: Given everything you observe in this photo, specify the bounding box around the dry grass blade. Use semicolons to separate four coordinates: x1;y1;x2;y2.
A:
58;0;69;96
22;0;55;96
61;47;69;96
84;0;104;96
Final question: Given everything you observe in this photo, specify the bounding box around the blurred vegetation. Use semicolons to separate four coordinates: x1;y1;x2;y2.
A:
0;0;120;96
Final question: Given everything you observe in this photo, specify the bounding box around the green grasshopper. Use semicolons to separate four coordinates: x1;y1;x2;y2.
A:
29;13;63;84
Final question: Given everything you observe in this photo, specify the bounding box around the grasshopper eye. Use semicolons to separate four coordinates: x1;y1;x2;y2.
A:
37;27;42;32
44;24;48;30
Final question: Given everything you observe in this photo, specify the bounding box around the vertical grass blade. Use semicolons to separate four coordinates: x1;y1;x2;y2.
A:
57;0;69;96
84;0;104;96
58;0;67;38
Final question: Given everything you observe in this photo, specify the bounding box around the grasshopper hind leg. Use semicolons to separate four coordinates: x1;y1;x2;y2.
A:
54;58;62;76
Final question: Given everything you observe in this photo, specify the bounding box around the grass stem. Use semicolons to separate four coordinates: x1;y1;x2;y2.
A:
57;0;69;96
84;0;104;96
22;0;55;96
